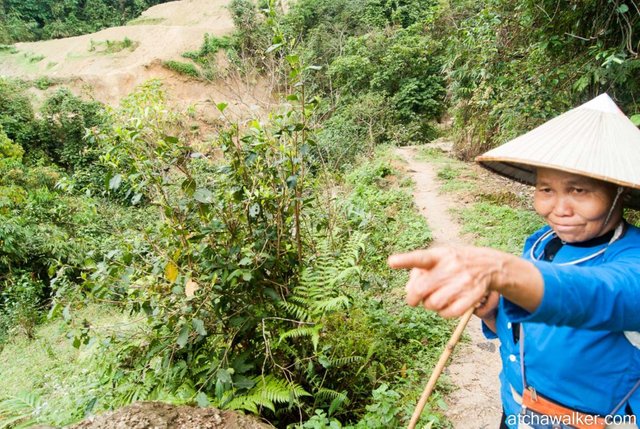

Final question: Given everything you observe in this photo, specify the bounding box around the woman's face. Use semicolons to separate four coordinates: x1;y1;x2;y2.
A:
534;168;621;243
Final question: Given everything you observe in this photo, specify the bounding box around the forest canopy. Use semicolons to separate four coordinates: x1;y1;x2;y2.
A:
0;0;173;43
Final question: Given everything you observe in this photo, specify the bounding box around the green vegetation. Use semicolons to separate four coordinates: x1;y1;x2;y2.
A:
443;0;640;158
419;146;544;254
192;0;639;159
1;0;639;427
0;0;172;43
163;60;200;78
89;37;139;54
0;306;135;427
0;76;453;427
127;17;165;26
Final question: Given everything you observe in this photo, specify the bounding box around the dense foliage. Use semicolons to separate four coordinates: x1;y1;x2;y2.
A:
443;0;640;157
0;71;451;427
2;0;640;427
0;78;149;346
0;0;172;43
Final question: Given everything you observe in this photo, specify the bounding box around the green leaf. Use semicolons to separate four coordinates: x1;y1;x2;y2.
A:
182;178;197;196
177;324;190;348
192;318;207;336
164;135;179;144
196;392;210;407
286;94;299;101
108;174;122;190
217;368;233;384
617;4;629;13
265;43;283;54
286;54;299;66
131;193;142;205
630;114;640;126
233;375;255;390
216;102;228;113
194;188;214;203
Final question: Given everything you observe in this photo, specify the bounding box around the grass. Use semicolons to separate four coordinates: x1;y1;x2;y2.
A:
417;144;543;253
0;50;43;73
126;17;165;26
89;37;139;54
163;60;200;78
458;202;543;253
0;305;139;427
0;45;18;54
338;146;455;426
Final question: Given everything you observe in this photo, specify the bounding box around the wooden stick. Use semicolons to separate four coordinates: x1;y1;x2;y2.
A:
407;307;475;429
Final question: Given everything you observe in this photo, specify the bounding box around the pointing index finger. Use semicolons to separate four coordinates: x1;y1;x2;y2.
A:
387;249;442;270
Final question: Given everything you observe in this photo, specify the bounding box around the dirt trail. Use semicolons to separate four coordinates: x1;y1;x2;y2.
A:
395;146;502;428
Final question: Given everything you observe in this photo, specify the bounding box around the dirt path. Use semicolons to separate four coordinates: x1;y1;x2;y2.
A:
395;146;502;428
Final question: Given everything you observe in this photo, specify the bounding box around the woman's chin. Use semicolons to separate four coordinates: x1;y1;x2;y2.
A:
553;228;585;243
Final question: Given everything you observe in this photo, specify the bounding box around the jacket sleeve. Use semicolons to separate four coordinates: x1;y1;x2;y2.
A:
502;256;640;331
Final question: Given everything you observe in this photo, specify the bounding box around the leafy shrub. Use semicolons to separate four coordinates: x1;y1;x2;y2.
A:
315;93;391;169
0;272;45;342
443;0;640;158
0;126;24;160
163;60;200;77
36;88;105;170
0;79;36;148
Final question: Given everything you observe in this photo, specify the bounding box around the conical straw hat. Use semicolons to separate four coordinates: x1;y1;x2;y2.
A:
476;93;640;209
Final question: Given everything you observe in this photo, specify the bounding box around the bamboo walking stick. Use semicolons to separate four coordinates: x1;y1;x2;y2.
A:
407;307;475;429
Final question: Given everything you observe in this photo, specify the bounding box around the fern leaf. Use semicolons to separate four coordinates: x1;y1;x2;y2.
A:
225;394;263;413
327;355;363;367
312;296;350;313
328;391;349;416
0;392;41;429
279;325;320;342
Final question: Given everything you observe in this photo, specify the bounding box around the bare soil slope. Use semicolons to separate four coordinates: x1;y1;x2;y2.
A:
0;0;274;117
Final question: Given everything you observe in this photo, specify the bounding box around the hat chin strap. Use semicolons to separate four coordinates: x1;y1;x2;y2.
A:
601;186;625;234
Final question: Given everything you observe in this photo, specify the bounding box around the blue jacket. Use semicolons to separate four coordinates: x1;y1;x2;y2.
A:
484;222;640;427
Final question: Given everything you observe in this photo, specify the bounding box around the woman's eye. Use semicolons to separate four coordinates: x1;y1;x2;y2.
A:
572;188;586;194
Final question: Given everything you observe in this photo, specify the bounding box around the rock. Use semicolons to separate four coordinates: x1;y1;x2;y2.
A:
66;402;274;429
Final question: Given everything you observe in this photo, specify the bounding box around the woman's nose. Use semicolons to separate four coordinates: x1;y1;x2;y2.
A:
552;196;574;216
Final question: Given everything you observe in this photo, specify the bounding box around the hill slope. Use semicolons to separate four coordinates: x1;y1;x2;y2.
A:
0;0;273;117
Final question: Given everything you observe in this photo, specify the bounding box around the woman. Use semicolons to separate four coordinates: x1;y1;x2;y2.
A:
389;94;640;428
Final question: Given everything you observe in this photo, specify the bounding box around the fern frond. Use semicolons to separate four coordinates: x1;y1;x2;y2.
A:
253;375;310;404
0;392;41;429
328;391;349;416
279;325;322;351
224;375;310;414
315;387;347;402
278;300;311;321
312;296;350;313
327;355;363;367
225;394;264;413
279;325;319;342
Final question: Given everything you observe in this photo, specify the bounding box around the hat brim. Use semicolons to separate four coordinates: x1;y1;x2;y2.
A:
477;157;640;210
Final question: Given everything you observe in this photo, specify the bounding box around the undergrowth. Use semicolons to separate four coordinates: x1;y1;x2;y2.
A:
418;146;544;254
